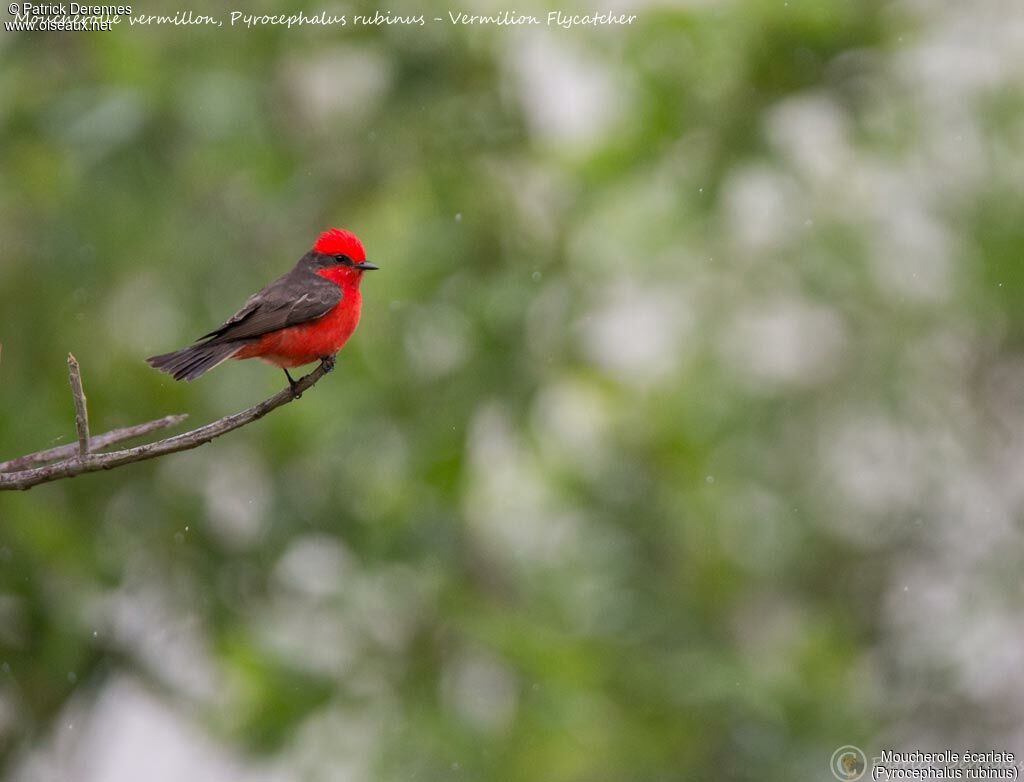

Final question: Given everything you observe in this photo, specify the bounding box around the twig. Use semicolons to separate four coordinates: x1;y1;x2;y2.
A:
67;354;90;456
0;414;189;473
0;360;332;492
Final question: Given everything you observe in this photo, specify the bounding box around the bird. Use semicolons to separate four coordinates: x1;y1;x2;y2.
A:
147;228;378;395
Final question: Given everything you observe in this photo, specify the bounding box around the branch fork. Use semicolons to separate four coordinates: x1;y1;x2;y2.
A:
0;354;333;491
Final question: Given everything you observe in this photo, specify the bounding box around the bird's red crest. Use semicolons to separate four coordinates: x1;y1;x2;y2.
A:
314;228;366;261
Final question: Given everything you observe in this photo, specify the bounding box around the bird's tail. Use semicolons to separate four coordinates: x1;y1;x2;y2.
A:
147;341;245;381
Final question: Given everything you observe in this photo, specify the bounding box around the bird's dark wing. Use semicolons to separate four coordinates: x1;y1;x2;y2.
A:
196;265;342;344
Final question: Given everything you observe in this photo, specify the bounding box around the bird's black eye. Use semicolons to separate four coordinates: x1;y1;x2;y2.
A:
334;254;354;267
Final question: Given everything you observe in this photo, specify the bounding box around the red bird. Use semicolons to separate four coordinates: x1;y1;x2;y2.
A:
147;228;378;393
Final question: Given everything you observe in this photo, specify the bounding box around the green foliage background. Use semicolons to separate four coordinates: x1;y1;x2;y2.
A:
3;0;1024;778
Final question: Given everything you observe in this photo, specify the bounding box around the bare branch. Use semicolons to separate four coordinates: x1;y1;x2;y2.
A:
0;360;333;492
67;354;91;456
0;414;189;473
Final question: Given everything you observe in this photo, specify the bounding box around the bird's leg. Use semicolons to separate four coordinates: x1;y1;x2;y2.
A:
319;354;336;374
283;368;301;399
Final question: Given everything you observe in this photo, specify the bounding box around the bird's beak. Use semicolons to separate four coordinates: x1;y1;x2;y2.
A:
356;261;379;271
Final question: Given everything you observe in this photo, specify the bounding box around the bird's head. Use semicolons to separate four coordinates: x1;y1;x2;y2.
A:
310;228;379;284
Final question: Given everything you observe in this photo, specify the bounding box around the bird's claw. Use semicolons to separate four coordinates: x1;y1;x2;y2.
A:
320;355;336;374
283;369;301;399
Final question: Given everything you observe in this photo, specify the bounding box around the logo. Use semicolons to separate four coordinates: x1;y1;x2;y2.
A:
831;745;867;781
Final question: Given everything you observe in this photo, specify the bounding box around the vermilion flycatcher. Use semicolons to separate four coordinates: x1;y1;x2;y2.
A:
147;228;377;393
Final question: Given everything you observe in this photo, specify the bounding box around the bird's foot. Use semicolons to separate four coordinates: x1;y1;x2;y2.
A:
283;368;301;399
319;355;336;374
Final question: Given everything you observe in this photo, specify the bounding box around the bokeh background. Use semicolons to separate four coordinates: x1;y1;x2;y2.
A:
3;0;1024;778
